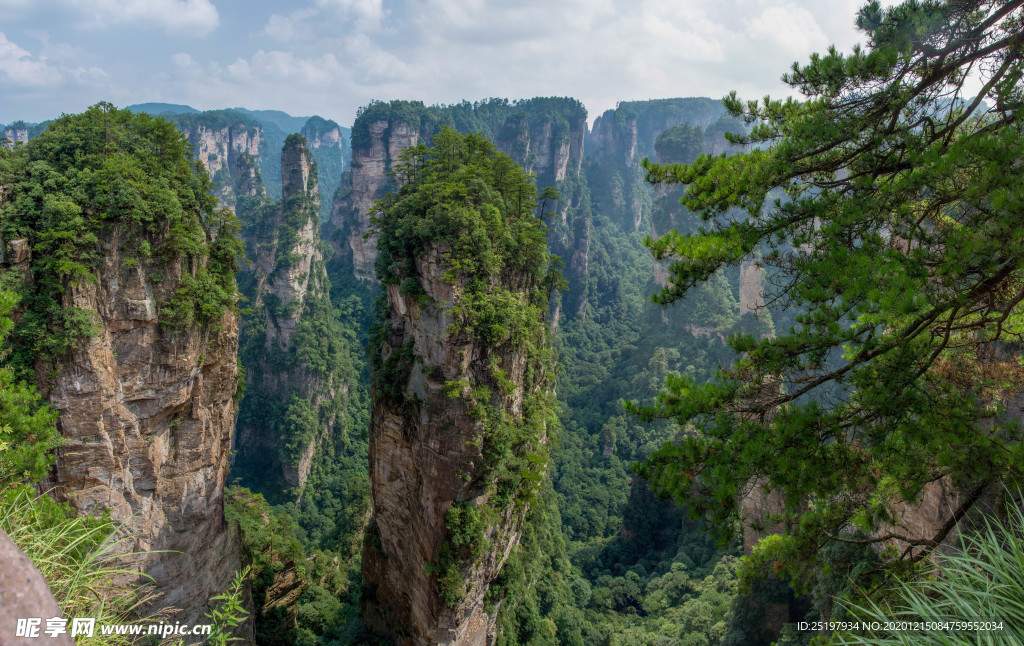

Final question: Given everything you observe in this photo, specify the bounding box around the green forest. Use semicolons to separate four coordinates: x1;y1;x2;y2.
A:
2;1;1024;645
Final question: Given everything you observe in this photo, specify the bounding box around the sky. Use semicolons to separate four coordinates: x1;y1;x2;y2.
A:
0;0;878;128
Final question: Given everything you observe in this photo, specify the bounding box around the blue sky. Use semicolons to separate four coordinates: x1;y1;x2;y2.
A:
1;0;876;127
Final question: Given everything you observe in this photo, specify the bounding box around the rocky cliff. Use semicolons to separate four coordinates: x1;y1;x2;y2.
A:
151;107;346;213
301;116;344;151
588;99;729;233
1;120;49;149
589;98;726;163
0;105;246;630
174;112;264;211
234;134;353;491
41;238;244;623
301;116;346;222
329;99;586;282
362;130;557;645
2;125;29;147
0;530;74;646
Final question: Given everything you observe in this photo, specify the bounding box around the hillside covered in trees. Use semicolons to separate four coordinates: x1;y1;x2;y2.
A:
3;1;1024;645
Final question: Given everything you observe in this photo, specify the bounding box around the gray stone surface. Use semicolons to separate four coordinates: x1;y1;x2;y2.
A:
0;529;73;646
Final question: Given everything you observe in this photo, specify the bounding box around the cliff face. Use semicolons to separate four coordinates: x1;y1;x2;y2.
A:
1;120;50;149
362;131;555;645
301;116;344;150
185;123;262;177
363;249;550;645
0;106;247;631
301;116;346;222
234;134;351;490
589;98;726;162
329;99;586;282
41;235;244;623
1;530;74;646
2;125;29;147
738;260;765;316
178;119;264;210
493;111;586;184
588;99;728;233
589;111;638;168
330;113;420;282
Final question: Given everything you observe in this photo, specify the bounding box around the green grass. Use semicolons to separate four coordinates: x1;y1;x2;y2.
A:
832;494;1024;646
1;485;252;644
0;485;150;645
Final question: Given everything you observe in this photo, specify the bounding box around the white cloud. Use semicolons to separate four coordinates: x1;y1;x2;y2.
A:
262;9;319;42
3;0;894;126
73;0;220;36
748;4;829;58
0;30;106;88
316;0;387;29
171;52;195;68
153;0;874;124
0;31;62;86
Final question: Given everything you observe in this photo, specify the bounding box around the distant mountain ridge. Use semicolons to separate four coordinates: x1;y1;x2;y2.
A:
125;104;350;221
124;102;200;115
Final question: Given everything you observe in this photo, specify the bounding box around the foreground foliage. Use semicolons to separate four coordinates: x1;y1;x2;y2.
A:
0;485;146;646
0;289;60;486
636;0;1024;586
225;486;363;645
833;499;1024;646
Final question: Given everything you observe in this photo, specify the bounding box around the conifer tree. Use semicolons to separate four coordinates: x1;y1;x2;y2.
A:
634;0;1024;583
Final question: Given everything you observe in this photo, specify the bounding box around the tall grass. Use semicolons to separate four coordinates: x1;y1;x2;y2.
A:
0;485;152;646
831;497;1024;646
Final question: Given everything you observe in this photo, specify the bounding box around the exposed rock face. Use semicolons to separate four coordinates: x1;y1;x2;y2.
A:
182;122;262;178
740;477;788;553
738;260;765;316
300;116;346;222
494;113;586;183
25;228;245;628
0;530;74;646
235;134;348;489
588;98;729;232
243;136;322;349
235;152;265;201
0;108;249;640
889;478;963;557
589;111;638;168
330;100;586;283
301;118;343;150
331;117;413;282
363;243;552;645
178;120;264;210
2;126;29;148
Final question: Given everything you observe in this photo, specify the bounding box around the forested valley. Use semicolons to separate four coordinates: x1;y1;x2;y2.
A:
2;1;1024;645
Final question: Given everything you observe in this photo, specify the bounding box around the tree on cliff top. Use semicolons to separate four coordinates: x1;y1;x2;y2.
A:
634;0;1024;585
0;103;241;374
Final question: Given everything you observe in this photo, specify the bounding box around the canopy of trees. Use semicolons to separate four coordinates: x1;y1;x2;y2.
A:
636;0;1024;585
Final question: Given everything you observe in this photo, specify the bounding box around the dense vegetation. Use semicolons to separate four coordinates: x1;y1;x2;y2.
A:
8;5;1024;640
345;95;781;644
0;105;249;643
234;137;352;483
0;102;241;372
344;97;781;644
545;100;790;644
370;127;564;615
636;0;1024;597
228;134;370;644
